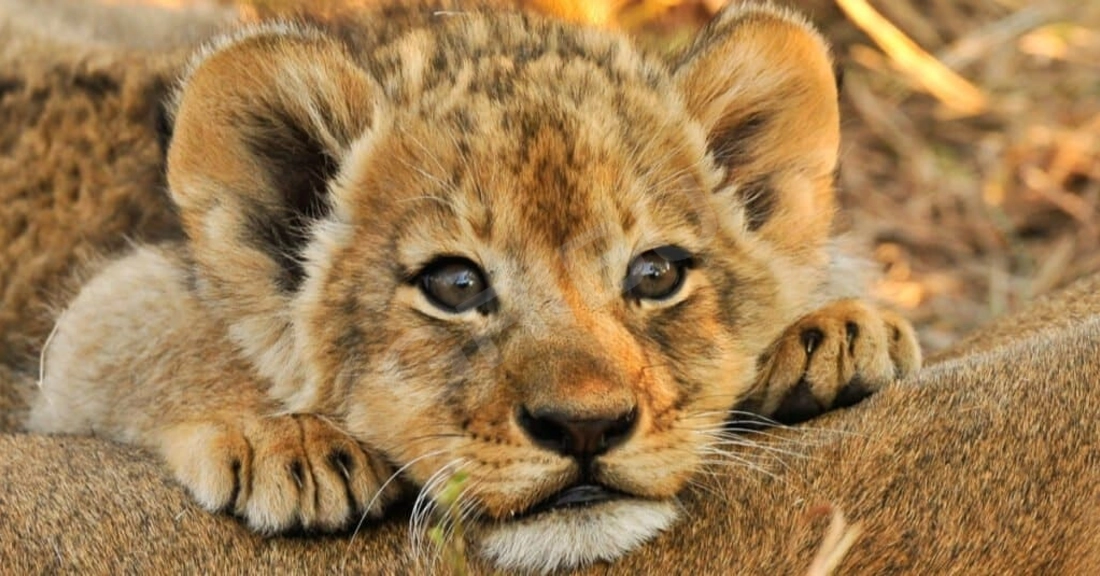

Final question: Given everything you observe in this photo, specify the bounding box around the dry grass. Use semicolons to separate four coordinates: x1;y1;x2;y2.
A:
142;0;1100;351
813;0;1100;351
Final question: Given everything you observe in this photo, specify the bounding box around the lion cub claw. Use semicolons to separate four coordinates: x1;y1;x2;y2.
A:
158;414;398;534
755;299;921;424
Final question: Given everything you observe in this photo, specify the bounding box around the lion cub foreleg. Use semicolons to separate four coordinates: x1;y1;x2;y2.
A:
27;246;399;533
748;299;921;424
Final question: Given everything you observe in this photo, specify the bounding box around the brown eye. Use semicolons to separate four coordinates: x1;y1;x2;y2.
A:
418;257;495;314
624;246;693;302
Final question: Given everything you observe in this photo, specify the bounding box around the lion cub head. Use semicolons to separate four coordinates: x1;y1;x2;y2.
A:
165;2;838;571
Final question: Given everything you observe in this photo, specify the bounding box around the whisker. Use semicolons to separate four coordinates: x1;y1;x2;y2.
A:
401;432;469;445
696;439;808;465
399;124;450;177
342;448;449;568
694;428;826;451
36;308;66;390
410;458;468;558
684;475;730;505
437;481;478;559
695;451;782;482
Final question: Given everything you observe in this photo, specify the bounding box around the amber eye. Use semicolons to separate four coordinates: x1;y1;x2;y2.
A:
624;246;693;301
417;257;494;314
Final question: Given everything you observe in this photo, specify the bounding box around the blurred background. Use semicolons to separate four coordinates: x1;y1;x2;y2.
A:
122;0;1100;352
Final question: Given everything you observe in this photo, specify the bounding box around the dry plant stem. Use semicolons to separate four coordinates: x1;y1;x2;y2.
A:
1028;235;1077;298
841;71;934;188
805;505;863;576
835;0;988;117
1022;166;1097;233
874;0;943;49
617;0;682;29
528;0;623;25
936;6;1057;70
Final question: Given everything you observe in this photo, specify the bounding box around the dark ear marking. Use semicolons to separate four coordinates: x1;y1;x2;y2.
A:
243;108;341;220
706;112;777;231
244;212;308;293
708;112;769;170
154;91;175;159
240;108;341;292
739;177;775;232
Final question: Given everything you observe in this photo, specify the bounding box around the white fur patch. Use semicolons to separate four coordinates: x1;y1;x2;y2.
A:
476;500;678;573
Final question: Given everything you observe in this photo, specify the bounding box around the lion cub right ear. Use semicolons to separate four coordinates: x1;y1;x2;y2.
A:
166;26;382;400
673;5;840;266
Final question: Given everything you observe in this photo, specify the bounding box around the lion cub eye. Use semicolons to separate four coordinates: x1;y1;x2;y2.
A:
624;246;693;302
417;257;494;314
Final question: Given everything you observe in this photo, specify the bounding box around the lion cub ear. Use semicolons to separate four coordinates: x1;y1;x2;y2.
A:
166;26;380;400
168;27;377;292
674;6;840;260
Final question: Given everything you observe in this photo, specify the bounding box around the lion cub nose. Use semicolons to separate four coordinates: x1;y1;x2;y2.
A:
519;407;637;460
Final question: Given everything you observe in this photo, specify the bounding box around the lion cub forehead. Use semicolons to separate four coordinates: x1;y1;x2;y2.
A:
317;7;717;263
346;5;670;92
350;107;715;281
376;155;706;281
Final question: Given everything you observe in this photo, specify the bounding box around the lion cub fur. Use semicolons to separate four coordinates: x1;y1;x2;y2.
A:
25;1;920;571
8;273;1098;573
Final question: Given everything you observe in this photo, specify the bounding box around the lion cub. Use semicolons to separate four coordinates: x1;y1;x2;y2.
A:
28;1;919;572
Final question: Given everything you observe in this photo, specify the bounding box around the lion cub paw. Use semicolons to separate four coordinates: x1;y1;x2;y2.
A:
158;414;398;534
755;299;921;424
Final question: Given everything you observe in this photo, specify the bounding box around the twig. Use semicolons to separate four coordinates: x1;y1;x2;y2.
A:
936;6;1057;70
835;0;988;117
805;504;863;576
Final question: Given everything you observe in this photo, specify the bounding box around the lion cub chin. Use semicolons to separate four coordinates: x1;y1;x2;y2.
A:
29;1;919;572
478;500;679;571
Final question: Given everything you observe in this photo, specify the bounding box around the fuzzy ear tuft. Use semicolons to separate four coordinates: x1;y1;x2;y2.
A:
674;5;840;260
166;26;379;400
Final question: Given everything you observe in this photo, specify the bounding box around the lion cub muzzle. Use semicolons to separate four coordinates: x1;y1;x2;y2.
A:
506;345;641;509
513;349;638;457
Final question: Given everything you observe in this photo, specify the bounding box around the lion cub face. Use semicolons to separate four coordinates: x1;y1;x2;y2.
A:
166;3;838;571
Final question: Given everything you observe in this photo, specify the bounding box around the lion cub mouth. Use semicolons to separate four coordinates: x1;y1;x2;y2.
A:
523;483;625;518
476;490;679;572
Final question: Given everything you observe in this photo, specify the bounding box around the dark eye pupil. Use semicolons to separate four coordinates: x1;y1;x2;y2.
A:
637;257;671;285
626;247;690;301
419;259;491;313
451;269;476;290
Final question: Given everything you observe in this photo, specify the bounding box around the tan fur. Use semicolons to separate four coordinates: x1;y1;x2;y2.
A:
3;272;1097;573
2;1;1096;573
1;1;936;573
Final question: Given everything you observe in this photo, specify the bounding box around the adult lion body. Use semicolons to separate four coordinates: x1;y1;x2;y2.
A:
0;1;1096;574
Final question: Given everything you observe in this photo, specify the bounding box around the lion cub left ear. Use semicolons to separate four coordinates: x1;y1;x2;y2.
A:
166;26;381;402
168;27;378;292
674;5;840;261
